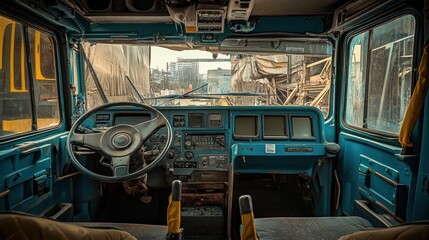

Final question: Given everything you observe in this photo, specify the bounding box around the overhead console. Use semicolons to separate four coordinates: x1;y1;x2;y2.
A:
165;0;255;33
67;0;171;22
70;0;255;29
166;0;226;33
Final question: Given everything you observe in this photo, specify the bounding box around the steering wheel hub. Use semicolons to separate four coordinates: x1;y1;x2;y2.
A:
112;132;132;149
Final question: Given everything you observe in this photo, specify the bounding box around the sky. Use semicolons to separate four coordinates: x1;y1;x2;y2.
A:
150;46;231;74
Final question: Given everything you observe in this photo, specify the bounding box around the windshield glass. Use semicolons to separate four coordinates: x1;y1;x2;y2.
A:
83;43;332;116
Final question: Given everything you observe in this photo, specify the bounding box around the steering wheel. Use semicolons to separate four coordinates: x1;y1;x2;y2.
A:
67;102;172;182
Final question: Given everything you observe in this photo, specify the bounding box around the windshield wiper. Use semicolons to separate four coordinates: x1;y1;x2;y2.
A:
146;91;273;100
81;45;109;104
157;83;210;105
146;94;221;100
125;76;145;103
195;92;274;97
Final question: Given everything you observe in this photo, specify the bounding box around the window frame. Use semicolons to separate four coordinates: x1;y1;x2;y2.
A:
342;13;418;138
0;13;63;141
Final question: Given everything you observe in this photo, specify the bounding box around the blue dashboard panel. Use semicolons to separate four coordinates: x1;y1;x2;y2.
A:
229;106;327;175
231;143;326;175
85;106;329;180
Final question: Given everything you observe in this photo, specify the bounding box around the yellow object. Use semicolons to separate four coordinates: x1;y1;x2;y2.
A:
240;212;258;240
2;118;60;133
399;44;429;147
167;195;181;234
185;26;197;33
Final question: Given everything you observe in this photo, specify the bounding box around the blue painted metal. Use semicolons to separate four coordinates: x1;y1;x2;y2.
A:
335;5;425;223
9;0;86;33
1;0;427;225
231;142;326;175
411;75;429;220
70;15;326;45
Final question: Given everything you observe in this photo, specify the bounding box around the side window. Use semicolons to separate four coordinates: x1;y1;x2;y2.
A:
345;15;415;135
28;28;60;130
0;17;32;135
0;15;60;138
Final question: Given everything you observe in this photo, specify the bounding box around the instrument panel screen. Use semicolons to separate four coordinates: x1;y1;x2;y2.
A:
234;115;258;138
291;116;313;139
188;113;204;128
264;115;287;138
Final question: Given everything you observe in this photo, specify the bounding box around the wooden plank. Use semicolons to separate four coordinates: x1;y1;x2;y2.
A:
307;57;331;68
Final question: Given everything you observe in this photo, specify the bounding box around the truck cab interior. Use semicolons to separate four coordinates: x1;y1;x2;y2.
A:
1;0;429;239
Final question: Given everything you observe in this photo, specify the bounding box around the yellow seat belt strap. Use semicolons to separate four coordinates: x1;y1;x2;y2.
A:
399;44;429;148
239;195;258;240
241;212;258;240
167;195;181;234
166;180;182;239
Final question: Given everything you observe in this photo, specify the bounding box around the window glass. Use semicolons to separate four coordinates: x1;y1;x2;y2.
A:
0;16;32;136
28;28;60;130
0;15;60;138
83;42;333;117
345;15;415;135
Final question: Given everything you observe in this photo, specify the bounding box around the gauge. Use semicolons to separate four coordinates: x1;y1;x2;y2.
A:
208;113;223;128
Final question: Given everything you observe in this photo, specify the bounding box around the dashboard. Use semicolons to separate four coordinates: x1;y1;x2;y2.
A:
84;106;329;183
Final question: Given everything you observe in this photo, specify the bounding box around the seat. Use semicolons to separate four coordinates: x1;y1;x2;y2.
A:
238;195;373;240
254;216;373;240
75;222;168;240
0;212;169;240
0;212;141;240
0;180;183;240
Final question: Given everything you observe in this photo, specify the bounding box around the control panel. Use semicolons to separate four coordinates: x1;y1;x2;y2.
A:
170;153;228;172
208;113;223;128
199;154;228;169
172;154;227;170
184;133;226;150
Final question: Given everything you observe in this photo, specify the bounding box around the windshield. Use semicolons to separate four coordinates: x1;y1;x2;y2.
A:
83;43;332;116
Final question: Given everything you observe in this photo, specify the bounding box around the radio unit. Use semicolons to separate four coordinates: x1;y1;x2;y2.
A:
184;133;225;150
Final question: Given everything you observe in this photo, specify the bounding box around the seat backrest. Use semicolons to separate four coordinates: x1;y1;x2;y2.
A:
0;212;136;240
338;223;429;240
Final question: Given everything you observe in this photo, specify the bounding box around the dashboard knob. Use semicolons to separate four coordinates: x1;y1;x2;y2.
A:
167;150;176;159
184;151;194;160
184;140;192;147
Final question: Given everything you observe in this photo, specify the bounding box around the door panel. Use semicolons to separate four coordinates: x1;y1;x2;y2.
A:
338;132;412;225
0;133;70;214
337;13;418;226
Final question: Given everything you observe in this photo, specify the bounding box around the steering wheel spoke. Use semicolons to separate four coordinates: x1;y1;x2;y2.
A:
112;156;130;178
135;116;166;142
69;132;103;150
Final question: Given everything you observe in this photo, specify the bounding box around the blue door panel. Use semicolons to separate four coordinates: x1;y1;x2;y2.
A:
0;133;78;216
339;132;413;223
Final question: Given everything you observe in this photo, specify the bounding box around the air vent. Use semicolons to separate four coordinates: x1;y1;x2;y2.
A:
83;0;112;12
126;0;157;12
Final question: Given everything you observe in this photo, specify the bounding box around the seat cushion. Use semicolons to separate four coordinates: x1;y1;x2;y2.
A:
75;222;168;240
0;213;136;240
338;223;429;240
0;212;168;240
255;216;373;240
